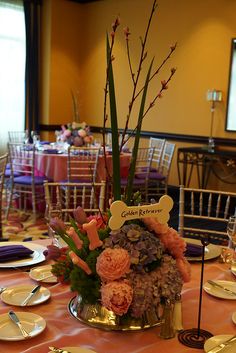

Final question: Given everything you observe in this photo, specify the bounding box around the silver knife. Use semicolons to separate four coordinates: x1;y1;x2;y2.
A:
8;311;31;339
48;347;71;353
207;335;236;353
21;285;41;306
207;280;236;296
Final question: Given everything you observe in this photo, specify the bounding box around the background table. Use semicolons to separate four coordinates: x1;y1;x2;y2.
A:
35;152;131;182
0;240;235;353
177;146;236;188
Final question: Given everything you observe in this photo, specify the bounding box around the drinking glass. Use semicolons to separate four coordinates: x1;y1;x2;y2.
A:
31;131;40;148
44;203;63;247
24;130;29;144
227;215;236;253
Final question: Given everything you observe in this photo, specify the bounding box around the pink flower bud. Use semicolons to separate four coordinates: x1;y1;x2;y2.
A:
49;217;66;233
73;206;88;224
123;26;130;39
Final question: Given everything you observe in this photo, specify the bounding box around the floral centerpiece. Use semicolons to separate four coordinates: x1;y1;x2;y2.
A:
46;0;191;331
56;121;94;146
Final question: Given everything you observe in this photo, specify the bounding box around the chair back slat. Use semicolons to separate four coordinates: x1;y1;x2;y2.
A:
44;181;106;223
178;185;236;244
0;153;8;238
6;142;47;218
149;137;165;170
67;146;100;183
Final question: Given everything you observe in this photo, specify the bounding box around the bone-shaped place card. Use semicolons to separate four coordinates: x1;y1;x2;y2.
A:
108;195;174;230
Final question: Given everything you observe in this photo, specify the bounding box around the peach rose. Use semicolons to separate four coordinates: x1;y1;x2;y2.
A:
101;280;133;315
96;248;130;281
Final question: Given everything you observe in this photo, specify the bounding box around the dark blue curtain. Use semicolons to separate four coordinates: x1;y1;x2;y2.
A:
23;0;41;140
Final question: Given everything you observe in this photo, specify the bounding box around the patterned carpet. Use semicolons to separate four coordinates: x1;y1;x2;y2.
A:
2;210;48;242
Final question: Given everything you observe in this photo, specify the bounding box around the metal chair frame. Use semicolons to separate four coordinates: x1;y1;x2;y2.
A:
44;180;106;222
121;147;154;202
0;153;8;238
147;141;175;199
6;142;47;219
8;131;27;143
67;146;100;183
178;185;236;244
149;137;165;172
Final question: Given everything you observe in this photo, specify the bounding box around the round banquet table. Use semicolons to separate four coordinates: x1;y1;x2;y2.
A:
35;152;131;182
0;240;235;353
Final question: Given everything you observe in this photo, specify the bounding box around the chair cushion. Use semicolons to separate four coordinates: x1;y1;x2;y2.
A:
5;169;21;178
120;177;147;186
149;172;166;180
13;175;49;185
141;166;157;173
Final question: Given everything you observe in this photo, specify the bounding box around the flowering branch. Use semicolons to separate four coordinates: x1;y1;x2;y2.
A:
102;18;120;190
124;67;176;146
120;0;158;151
104;0;177;203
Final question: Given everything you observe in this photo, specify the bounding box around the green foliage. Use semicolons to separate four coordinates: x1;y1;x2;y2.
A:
125;59;154;204
86;249;102;273
106;33;121;201
51;256;73;282
98;227;111;241
70;266;101;304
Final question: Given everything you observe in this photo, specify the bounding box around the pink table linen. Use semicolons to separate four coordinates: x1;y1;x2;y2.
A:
0;240;235;353
35;152;131;182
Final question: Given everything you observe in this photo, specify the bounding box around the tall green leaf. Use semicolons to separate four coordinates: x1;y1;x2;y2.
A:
125;59;154;205
106;33;121;200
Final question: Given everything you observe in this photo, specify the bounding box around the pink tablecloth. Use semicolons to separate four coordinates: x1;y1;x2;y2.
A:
0;240;235;353
35;152;131;182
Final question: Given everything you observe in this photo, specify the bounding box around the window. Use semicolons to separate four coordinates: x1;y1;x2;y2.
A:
226;38;236;132
0;0;25;152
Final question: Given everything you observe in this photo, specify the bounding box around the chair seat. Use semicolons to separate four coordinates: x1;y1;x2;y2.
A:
120;177;147;186
135;171;166;180
149;171;166;180
13;175;49;185
141;166;158;173
5;169;21;178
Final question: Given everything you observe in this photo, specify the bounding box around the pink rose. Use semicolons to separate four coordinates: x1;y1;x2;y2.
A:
96;248;130;281
78;129;87;138
63;129;71;137
101;280;133;315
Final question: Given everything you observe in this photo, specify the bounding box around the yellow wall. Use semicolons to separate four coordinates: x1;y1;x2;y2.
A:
41;0;236;190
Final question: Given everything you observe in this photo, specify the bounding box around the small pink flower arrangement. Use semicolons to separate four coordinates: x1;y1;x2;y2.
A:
57;121;94;146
